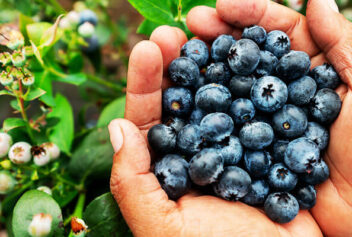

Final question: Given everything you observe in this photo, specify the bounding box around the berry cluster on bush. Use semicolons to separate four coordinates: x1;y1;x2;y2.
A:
148;25;342;223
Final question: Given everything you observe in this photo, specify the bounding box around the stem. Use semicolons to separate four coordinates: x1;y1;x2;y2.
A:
64;192;86;226
177;0;182;22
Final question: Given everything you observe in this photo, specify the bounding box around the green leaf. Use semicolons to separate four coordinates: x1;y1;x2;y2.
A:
181;0;216;13
34;71;56;107
30;40;44;67
68;127;113;179
127;0;174;24
24;88;46;101
47;94;74;154
97;96;126;127
137;19;161;36
3;118;26;132
12;190;64;237
95;24;112;46
39;15;64;47
83;193;131;237
19;14;34;43
53;73;87;86
26;22;52;45
0;90;14;96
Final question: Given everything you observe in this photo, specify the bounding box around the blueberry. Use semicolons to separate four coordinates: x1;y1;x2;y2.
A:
211;35;236;62
264;192;299;223
288;76;317;105
205;62;231;85
244;150;272;178
239;122;274;150
242;180;270;206
310;88;342;124
255;51;279;77
148;124;176;154
189;107;207;125
162;117;186;133
264;30;291;58
82;35;99;53
242;25;267;45
229;98;256;124
250;76;288;113
189;148;224;186
304;122;329;150
193;74;206;91
200;113;234;142
293;185;316;209
272;104;308;138
301;159;330;185
177;124;203;156
79;9;98;26
268;163;298;191
162;87;194;118
276;51;311;81
272;140;290;163
284;137;320;173
213;166;251;201
228;39;261;76
181;39;209;67
252;112;273;125
155;154;191;200
168;57;200;87
229;75;256;98
311;63;340;89
213;136;243;165
195;83;232;113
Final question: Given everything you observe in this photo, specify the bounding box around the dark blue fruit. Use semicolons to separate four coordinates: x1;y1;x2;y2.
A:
193;74;206;90
195;83;232;113
268;163;298;191
200;113;234;142
229;98;256;124
242;180;270;206
239;121;274;150
211;35;236;62
229;75;256;98
276;50;311;81
177;124;203;156
310;88;342;124
162;87;194;118
189;107;207;125
205;62;231;85
155;154;191;200
242;25;267;45
264;30;291;58
82;35;99;53
264;192;299;223
148;124;176;154
304;122;329;150
181;39;209;67
288;76;317;105
255;50;279;77
311;63;341;89
250;76;288;113
189;148;224;186
228;39;261;76
79;9;98;25
244;150;272;178
293;185;316;209
301;159;330;185
162;117;186;133
272;140;289;163
213;166;251;201
169;57;200;87
213;136;243;165
272;104;308;138
285;137;320;173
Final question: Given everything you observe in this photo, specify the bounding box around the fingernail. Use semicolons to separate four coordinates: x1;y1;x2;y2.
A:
326;0;339;13
109;120;124;153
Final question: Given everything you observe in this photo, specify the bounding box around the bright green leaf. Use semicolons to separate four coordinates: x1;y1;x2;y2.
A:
39;15;64;47
30;40;44;67
137;19;161;36
26;22;52;45
97;96;126;127
3;118;26;132
24;88;46;101
47;94;74;154
181;0;216;13
19;14;34;42
0;90;14;96
34;71;56;107
95;24;112;46
53;73;87;86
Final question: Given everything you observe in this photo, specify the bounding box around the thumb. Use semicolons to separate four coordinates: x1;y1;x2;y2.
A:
307;0;352;87
108;119;177;236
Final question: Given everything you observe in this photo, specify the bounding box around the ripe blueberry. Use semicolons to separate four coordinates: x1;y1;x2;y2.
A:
147;124;176;154
311;63;340;89
301;159;330;185
181;39;209;68
211;35;236;62
205;62;231;85
276;50;311;81
242;180;270;206
213;136;243;165
271;140;289;163
200;113;234;143
304;122;329;150
264;192;299;223
177;124;203;156
168;57;200;87
229;75;256;98
189;107;207;125
264;30;291;58
244;150;272;178
239;121;274;150
268;163;298;191
293;185;316;210
195;83;232;113
229;98;256;124
288;76;317;105
242;25;267;45
162;87;194;118
255;50;279;77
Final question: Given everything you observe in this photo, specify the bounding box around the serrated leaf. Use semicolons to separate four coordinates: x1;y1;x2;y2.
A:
3;118;26;132
127;0;174;24
24;88;46;101
97;96;126;127
26;22;52;45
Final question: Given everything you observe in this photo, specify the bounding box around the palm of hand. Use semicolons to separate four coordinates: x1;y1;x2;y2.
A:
109;0;352;236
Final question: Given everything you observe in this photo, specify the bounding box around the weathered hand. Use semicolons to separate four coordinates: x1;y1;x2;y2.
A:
108;0;352;236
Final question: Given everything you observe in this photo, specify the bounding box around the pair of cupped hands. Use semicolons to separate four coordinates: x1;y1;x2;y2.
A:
108;0;352;236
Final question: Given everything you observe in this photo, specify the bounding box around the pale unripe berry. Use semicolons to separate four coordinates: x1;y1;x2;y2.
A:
0;171;16;194
0;132;12;158
8;142;32;164
32;146;50;167
78;22;95;38
67;11;80;26
37;186;52;195
28;213;52;237
42;143;60;160
59;17;71;29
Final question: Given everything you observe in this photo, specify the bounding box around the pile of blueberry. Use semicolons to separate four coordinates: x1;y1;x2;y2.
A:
147;25;342;223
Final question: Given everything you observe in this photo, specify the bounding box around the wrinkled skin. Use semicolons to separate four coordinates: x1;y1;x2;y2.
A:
108;0;352;236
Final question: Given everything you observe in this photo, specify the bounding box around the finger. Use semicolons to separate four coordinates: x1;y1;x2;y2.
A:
311;53;328;68
216;0;320;57
125;41;163;129
186;6;242;41
109;119;177;235
307;0;352;88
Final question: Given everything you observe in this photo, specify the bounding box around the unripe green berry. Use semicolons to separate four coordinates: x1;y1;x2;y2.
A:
0;170;16;194
32;146;51;167
37;186;52;195
0;132;13;158
11;51;26;67
8;142;32;164
22;46;34;57
7;38;24;50
0;71;14;86
78;22;95;38
0;52;12;65
22;73;35;86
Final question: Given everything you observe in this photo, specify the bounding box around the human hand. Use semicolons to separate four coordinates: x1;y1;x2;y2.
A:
108;0;352;236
